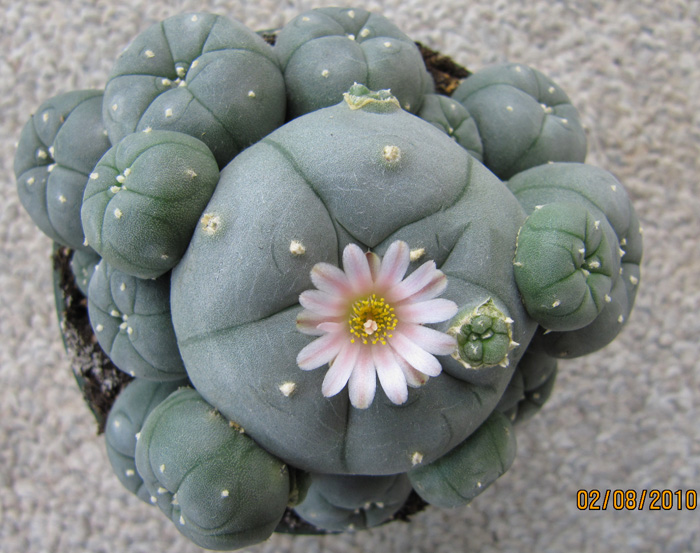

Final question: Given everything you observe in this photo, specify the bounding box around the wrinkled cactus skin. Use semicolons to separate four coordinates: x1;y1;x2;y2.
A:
14;90;111;251
171;86;538;475
275;7;429;118
135;387;292;550
452;63;587;180
293;473;413;532
103;12;286;167
105;378;189;503
87;260;186;380
81;129;219;280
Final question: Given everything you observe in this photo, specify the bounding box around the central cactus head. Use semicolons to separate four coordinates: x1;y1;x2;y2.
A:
448;299;519;369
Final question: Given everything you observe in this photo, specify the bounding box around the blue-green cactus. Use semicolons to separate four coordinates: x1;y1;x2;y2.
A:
134;387;292;550
81;129;219;280
170;85;537;475
103;12;286;167
87;259;186;380
293;473;413;532
16;6;647;545
416;93;483;161
497;333;558;423
408;411;516;508
70;248;101;297
452;63;587;180
14;90;111;251
105;378;189;503
274;7;430;118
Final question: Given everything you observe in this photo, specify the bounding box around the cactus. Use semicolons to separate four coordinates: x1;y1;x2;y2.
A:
81;129;219;279
452;63;587;180
408;411;517;508
513;202;618;332
274;7;430;118
293;473;413;532
87;259;186;380
507;162;642;356
416;93;483;161
14;90;111;251
134;387;292;550
70;248;101;296
170;84;537;475
17;7;646;547
103;12;286;167
105;378;189;503
497;332;558;423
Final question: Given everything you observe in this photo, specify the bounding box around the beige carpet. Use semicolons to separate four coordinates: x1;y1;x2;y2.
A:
1;0;698;552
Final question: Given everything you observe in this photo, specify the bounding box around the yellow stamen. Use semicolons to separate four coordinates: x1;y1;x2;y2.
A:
349;294;397;345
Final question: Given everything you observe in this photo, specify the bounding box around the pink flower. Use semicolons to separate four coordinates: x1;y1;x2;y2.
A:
296;240;459;409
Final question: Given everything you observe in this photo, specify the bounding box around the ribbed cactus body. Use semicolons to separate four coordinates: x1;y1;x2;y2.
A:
452;63;587;180
70;248;101;297
417;93;483;161
508;162;642;357
103;12;286;167
275;7;429;118
87;260;186;380
135;388;292;550
293;473;413;532
170;86;537;475
408;411;517;508
14;90;110;251
105;378;189;503
81;129;219;279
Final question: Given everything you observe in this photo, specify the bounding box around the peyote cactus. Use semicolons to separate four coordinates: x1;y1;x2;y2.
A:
103;12;287;167
17;6;643;550
170;83;537;476
81;129;220;279
274;7;431;118
87;259;186;381
105;377;189;503
14;89;111;251
451;63;588;179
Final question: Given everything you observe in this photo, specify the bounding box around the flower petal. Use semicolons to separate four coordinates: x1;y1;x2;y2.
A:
399;323;457;355
396;354;430;388
389;331;443;377
394;298;458;324
322;342;360;398
316;321;345;334
372;346;408;405
296;332;345;370
348;347;376;409
310;262;351;295
296;310;328;336
342;243;373;293
366;251;381;281
402;271;448;303
375;240;410;290
387;260;438;302
299;289;346;317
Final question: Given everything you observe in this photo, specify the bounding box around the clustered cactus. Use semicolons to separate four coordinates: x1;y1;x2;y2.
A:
15;6;642;550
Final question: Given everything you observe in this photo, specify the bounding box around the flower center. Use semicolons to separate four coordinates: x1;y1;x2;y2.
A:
349;294;397;345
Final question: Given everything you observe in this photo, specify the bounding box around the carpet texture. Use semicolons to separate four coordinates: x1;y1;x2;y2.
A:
1;1;698;552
